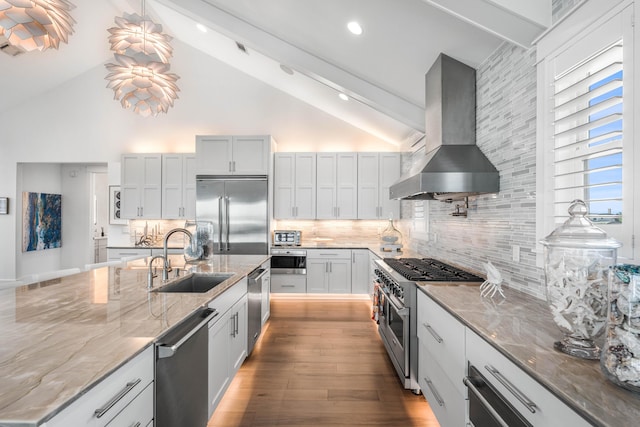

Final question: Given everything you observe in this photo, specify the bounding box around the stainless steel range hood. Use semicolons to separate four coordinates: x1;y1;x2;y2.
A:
390;54;499;201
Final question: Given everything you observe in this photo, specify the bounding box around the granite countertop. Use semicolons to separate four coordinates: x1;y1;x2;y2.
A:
0;254;268;427
419;284;640;427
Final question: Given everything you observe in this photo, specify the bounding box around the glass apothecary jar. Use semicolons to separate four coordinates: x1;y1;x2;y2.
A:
601;264;640;392
380;218;403;251
540;200;621;359
183;220;212;263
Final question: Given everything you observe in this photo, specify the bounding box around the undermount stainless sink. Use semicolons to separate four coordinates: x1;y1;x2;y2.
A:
152;273;234;293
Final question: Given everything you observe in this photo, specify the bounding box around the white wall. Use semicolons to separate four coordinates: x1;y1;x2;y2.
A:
0;39;393;280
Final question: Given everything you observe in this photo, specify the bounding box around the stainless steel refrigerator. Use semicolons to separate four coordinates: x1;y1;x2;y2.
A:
196;176;269;255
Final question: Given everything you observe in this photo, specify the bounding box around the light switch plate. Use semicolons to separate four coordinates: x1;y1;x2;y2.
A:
0;197;7;215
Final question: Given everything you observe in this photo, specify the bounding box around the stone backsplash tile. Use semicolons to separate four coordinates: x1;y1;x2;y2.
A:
403;40;545;299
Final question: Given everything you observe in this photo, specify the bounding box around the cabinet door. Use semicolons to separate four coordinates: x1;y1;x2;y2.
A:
229;295;248;374
351;250;370;294
196;135;233;175
357;153;380;219
208;312;231;418
316;153;337;219
294;153;316;219
306;259;328;293
336;153;358;219
327;259;352;293
378;153;401;220
139;154;162;219
121;154;142;219
162;154;184;219
273;153;296;219
183;154;197;219
261;269;271;325
232;136;270;175
121;154;161;219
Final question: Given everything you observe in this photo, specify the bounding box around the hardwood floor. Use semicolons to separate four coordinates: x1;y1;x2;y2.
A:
207;296;440;426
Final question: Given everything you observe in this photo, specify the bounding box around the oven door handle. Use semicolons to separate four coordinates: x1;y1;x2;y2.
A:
386;294;409;317
464;376;511;427
485;365;537;413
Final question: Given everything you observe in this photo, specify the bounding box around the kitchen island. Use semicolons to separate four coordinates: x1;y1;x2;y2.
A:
0;254;268;426
419;283;640;427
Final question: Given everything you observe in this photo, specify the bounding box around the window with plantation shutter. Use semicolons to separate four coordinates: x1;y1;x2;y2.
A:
552;41;623;225
537;2;635;262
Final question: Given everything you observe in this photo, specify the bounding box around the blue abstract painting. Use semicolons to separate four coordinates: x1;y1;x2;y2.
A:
22;192;62;252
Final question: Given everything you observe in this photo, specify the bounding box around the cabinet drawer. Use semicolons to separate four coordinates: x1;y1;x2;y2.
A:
47;346;153;427
270;274;306;293
107;249;151;261
104;382;153;427
208;277;248;319
466;331;591;426
305;249;351;259
419;340;466;427
417;291;466;396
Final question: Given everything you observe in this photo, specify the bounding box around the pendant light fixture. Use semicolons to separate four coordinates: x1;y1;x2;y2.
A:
105;0;180;117
0;0;76;52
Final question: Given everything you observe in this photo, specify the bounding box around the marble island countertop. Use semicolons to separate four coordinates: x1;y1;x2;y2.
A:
0;254;268;427
419;283;640;427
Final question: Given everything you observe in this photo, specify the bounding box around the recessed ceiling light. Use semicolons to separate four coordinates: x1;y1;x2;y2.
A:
338;93;349;101
347;21;363;35
196;23;207;33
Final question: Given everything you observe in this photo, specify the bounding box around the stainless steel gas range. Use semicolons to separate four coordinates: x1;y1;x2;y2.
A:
374;258;483;393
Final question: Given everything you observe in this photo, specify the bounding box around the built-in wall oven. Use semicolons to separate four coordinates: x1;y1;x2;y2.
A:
271;248;307;292
271;248;306;274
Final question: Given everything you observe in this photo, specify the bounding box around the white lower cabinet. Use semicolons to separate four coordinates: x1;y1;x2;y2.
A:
207;279;248;418
261;262;271;325
419;341;466;427
418;289;593;427
416;291;466;427
350;249;370;294
45;346;154;427
270;274;306;293
465;331;591;427
306;250;352;293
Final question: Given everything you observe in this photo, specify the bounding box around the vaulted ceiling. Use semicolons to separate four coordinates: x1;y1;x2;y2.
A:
0;0;549;145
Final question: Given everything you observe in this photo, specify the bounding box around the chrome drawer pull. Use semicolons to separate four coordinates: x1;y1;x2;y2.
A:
423;376;444;407
94;378;141;418
130;423;141;427
485;365;537;413
425;323;443;343
463;377;510;427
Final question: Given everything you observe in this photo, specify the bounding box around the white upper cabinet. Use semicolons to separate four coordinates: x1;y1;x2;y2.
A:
196;135;270;175
316;153;358;219
357;153;400;220
162;154;196;219
274;153;316;219
120;153;162;219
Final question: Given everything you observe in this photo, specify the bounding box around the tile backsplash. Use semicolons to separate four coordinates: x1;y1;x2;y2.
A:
401;41;545;299
274;220;389;248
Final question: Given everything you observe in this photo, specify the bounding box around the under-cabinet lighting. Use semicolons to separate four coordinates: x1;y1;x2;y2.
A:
338;93;349;101
196;23;207;33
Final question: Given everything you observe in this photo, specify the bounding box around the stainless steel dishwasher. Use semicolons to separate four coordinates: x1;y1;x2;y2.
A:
155;307;218;427
247;268;267;355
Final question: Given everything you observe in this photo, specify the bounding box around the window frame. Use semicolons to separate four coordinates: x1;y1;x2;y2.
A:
535;0;636;265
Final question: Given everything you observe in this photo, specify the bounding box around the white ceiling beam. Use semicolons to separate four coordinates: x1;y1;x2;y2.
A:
423;0;549;49
150;0;425;131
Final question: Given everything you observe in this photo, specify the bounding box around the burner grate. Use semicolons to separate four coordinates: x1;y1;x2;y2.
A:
383;258;483;282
